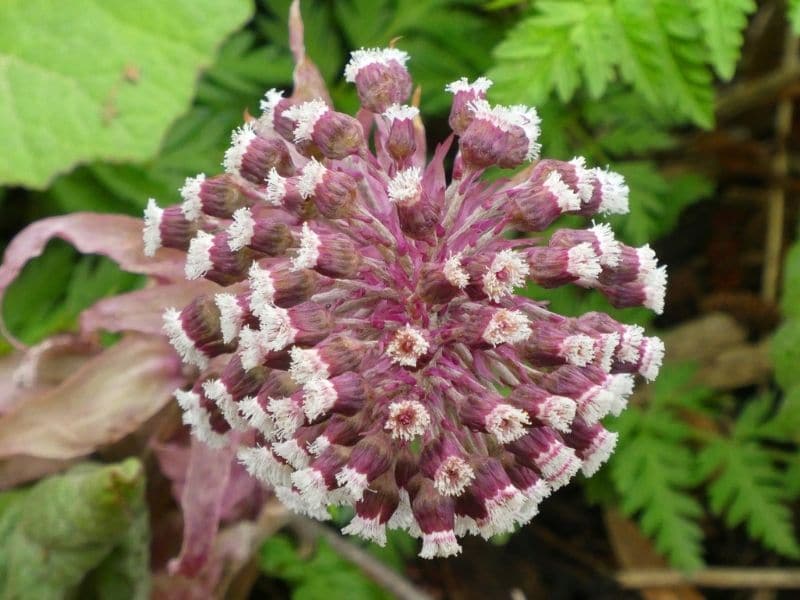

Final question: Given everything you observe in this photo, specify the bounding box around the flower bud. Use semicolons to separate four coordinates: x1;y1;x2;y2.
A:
445;77;492;135
337;433;394;501
542;365;615;425
223;122;294;184
302;372;365;421
248;262;320;315
524;243;601;288
185;231;255;285
598;265;667;314
203;354;268;430
459;100;540;169
382;104;419;161
344;48;412;113
518;318;597;367
459;392;531;443
227;208;296;256
162;296;231;368
289;334;369;384
507;384;577;433
143;199;198;256
550;223;621;268
506;427;581;490
412;478;460;558
174;381;231;449
563;419;618;477
291;223;360;278
341;472;400;546
180;173;247;219
385;324;430;368
256;301;332;351
284;100;365;159
384;398;431;441
257;88;296;141
502;457;550;523
387;167;442;239
420;434;475;497
463;249;529;302
297;159;358;218
292;444;352;507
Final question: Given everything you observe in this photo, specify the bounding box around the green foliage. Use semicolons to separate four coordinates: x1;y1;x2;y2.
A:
260;532;410;600
608;363;710;569
0;459;149;599
0;0;253;189
789;0;800;35
780;239;800;319
694;0;756;80
0;241;143;354
771;319;800;392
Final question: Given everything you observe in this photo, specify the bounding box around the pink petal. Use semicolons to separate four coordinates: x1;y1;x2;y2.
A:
0;213;185;347
0;334;183;462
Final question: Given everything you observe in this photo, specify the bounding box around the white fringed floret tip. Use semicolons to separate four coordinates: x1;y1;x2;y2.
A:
486;404;530;443
162;308;208;369
590;222;622;267
469;99;542;160
344;47;410;82
581;430;618;477
420;531;462;559
639;336;665;381
386;325;429;367
567;243;602;281
223;122;256;175
385;400;431;441
544;171;581;212
302;378;337;420
382;103;419;121
265;168;286;205
482;309;532;346
259;304;296;351
175;389;227;448
185;231;214;280
342;515;387;546
539;395;577;433
238;326;268;371
594;168;629;215
569;157;596;203
482;250;529;302
142;198;164;257
443;253;469;289
561;334;596;367
644;266;668;315
258;88;285;129
203;378;248;431
180;174;205;221
445;76;493;94
248;263;276;317
291;222;321;271
297;158;327;199
387;167;422;205
227;207;255;251
239;397;275;438
289;346;328;384
283;99;330;143
434;456;475;497
215;293;244;344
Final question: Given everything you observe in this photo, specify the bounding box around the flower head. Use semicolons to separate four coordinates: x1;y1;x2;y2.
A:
146;41;666;559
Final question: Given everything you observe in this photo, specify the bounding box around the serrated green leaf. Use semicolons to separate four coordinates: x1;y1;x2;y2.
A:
699;439;800;558
692;0;755;80
0;0;253;189
0;459;149;599
771;319;800;391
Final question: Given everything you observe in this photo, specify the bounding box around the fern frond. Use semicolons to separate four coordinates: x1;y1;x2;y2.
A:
692;0;756;80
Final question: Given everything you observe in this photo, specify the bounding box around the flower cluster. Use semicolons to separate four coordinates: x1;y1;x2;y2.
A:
145;47;665;558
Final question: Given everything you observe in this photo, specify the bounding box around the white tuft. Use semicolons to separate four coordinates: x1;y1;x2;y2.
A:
273;485;331;521
223;122;256;175
238;326;268;370
443;252;469;289
469;99;541;160
643;265;667;315
606;374;635;416
434;456;475;497
307;434;331;457
639;336;665;381
202;379;248;430
258;304;296;351
386;324;429;367
239;396;275;438
590;222;621;267
538;395;577;433
283;99;329;143
543;170;581;212
581;430;618;477
482;309;532;346
162;308;208;368
215;293;244;344
180;174;205;221
265;168;287;205
344;47;410;82
445;76;493;95
238;446;291;487
289;346;329;384
258;88;285;130
536;442;581;490
482;249;530;302
297;158;327;199
382;103;419;122
291;468;330;506
268;396;304;440
518;479;550;523
479;485;525;538
420;530;461;559
248;263;276;317
336;466;370;501
185;231;215;280
560;334;596;366
386;167;422;205
142;199;164;257
227;207;255;251
302;378;338;421
291;222;321;271
577;386;614;425
618;325;644;364
594;168;629;214
567;242;602;282
385;399;430;441
486;404;530;443
342;515;387;546
635;244;658;279
273;439;310;469
176;389;228;449
387;489;421;537
596;332;621;373
569;157;596;203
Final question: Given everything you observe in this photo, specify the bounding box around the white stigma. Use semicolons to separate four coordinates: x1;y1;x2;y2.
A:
469;99;542;160
258;304;296;351
265;168;286;206
162;308;208;368
482;249;530;302
344;47;410;82
185;231;215;280
267;396;304;440
443;252;469;289
590;222;621;267
420;531;461;559
382;103;419;122
215;293;244;345
434;456;475;497
594;167;629;215
538;395;577;433
283;99;329;143
386;324;429;367
644;265;667;315
142;198;163;257
482;309;532;346
179;173;205;221
387;167;422;205
248;263;276;317
227;207;255;251
385;399;430;441
486;404;530;443
445;76;493;95
223;122;256;175
291;222;321;271
543;170;581;212
238;326;269;370
567;242;602;281
606;373;635;416
289;346;329;384
581;430;618;477
560;334;596;366
297;158;327;199
302;378;338;421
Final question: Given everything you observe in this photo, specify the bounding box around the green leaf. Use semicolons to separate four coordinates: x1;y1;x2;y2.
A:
771;319;800;391
0;459;149;599
698;439;800;558
692;0;755;80
0;0;253;189
781;240;800;319
789;0;800;35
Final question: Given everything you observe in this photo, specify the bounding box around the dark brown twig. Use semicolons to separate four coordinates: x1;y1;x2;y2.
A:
617;568;800;589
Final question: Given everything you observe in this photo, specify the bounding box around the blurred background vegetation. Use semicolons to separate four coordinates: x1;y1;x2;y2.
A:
2;0;800;597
